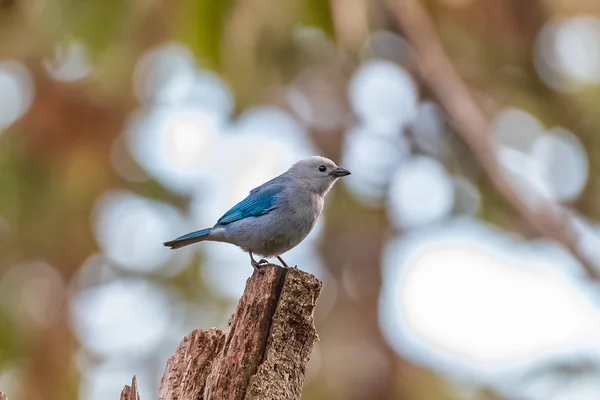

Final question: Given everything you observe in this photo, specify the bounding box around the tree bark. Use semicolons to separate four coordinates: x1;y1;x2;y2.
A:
120;264;322;400
159;329;226;400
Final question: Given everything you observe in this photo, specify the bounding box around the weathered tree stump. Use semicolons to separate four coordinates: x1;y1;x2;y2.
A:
126;264;322;400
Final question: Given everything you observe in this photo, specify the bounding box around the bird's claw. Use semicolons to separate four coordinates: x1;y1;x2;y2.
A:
251;255;292;272
251;258;270;273
251;261;263;273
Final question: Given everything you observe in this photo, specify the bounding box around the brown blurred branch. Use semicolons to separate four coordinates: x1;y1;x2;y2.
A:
121;265;322;400
387;0;600;280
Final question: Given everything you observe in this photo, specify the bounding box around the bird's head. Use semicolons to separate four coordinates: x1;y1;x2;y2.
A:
288;156;351;195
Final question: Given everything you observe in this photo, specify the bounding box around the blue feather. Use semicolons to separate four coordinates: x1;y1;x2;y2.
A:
163;228;212;249
216;183;282;225
173;228;212;241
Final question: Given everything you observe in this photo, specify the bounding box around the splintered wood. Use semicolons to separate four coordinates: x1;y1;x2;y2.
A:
120;376;140;400
120;265;322;400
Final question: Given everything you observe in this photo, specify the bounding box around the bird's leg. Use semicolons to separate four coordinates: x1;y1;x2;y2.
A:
276;256;290;269
249;251;262;272
249;251;269;272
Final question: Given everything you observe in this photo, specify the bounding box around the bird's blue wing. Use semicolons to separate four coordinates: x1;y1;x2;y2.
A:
216;182;283;226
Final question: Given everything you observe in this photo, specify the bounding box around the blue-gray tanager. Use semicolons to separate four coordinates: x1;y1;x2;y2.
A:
164;156;351;270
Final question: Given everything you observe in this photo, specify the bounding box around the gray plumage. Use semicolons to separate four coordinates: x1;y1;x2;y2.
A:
164;156;351;269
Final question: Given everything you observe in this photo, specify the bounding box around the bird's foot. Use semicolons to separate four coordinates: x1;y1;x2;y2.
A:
251;258;270;273
250;260;262;272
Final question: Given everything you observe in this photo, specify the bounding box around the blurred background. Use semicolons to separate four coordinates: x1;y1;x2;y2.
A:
2;0;600;399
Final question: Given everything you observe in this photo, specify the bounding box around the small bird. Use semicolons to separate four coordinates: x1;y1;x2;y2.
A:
164;156;351;270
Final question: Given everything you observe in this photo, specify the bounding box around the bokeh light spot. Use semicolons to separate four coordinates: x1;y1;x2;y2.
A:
133;42;197;104
0;61;34;130
492;108;588;202
341;124;410;207
71;278;173;357
127;108;220;193
348;59;418;130
492;108;544;152
92;190;188;274
380;219;600;381
532;128;588;202
535;16;600;92
44;41;91;81
409;101;446;156
387;156;454;229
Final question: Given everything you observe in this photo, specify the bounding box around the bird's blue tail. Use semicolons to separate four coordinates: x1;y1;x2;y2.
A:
164;228;212;250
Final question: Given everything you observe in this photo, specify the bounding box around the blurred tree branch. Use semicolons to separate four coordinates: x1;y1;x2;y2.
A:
386;0;600;280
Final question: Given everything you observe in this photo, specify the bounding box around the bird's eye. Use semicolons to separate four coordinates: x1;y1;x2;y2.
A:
318;165;326;172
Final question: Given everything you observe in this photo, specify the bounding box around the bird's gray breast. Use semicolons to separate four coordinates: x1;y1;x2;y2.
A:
226;190;323;256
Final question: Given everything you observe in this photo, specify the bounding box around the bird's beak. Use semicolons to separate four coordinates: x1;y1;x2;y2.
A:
330;167;351;177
